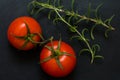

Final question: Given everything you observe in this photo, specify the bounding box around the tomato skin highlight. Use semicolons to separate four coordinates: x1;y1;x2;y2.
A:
7;16;42;50
40;41;76;77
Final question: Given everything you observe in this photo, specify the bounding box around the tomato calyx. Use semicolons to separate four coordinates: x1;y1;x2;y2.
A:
14;21;52;49
40;38;74;70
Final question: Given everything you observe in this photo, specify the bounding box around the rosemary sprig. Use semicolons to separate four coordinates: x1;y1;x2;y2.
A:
28;0;115;30
54;9;103;63
28;0;114;63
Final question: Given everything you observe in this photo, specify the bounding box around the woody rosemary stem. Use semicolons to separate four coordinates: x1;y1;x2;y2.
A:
54;9;94;63
33;1;115;30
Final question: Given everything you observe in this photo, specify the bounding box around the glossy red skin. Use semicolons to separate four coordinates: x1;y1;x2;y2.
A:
7;16;42;50
40;41;76;77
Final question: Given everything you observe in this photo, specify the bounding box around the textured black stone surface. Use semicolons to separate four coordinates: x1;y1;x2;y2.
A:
0;0;120;80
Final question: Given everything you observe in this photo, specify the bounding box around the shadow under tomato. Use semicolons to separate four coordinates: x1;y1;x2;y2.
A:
7;42;42;64
39;71;76;80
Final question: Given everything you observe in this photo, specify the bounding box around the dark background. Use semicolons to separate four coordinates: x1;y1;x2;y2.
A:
0;0;120;80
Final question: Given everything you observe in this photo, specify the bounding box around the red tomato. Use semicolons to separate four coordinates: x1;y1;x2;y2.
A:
7;16;42;50
40;41;76;77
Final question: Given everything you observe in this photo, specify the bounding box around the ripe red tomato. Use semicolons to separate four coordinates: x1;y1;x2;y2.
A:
7;16;42;50
40;41;76;77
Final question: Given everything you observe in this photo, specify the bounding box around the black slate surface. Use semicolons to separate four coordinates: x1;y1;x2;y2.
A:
0;0;120;80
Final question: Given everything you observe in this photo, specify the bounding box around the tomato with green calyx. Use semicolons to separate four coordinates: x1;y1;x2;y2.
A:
7;16;42;50
40;40;76;77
